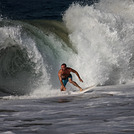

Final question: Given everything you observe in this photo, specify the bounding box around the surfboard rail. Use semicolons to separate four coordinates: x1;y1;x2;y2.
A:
70;85;96;95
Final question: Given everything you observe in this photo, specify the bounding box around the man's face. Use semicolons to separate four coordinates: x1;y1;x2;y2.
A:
61;65;66;71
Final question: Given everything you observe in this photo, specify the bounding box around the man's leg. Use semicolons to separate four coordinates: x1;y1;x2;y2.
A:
61;79;67;91
68;78;83;91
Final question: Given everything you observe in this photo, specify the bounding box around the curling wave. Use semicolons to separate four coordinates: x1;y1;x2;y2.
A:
1;0;134;96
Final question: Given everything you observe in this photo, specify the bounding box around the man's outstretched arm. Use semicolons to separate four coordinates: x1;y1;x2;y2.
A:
70;68;83;82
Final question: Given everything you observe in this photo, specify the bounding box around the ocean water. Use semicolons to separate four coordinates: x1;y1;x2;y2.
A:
0;0;134;133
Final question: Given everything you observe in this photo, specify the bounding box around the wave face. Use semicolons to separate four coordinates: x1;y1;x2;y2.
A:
0;20;75;95
1;0;134;95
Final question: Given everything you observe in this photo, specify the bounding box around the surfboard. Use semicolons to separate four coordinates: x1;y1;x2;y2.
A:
70;85;96;95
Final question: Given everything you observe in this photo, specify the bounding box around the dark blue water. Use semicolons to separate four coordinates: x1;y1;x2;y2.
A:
0;0;97;20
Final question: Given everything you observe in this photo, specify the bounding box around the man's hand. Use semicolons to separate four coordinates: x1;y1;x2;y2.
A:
79;78;83;82
61;85;66;91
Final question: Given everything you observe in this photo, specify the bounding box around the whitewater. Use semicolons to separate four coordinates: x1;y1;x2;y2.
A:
0;0;134;133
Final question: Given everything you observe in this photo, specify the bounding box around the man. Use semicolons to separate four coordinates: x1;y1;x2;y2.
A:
58;63;83;91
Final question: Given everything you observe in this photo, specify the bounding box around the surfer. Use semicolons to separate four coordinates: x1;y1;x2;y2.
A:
58;63;83;91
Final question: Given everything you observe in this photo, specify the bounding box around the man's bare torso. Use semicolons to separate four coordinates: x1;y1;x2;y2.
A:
59;67;71;79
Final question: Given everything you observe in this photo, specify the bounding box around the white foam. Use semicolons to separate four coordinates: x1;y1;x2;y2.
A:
95;0;134;21
63;1;134;86
1;132;15;134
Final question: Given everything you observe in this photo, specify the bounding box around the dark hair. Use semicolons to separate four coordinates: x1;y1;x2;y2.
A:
61;63;67;67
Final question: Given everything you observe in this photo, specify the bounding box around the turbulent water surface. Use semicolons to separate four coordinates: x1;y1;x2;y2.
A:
0;84;134;134
0;0;134;133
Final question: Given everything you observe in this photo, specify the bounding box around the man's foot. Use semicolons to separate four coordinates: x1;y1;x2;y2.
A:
61;89;66;91
80;88;83;91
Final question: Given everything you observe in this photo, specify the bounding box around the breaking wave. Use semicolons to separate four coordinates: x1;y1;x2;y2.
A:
1;0;134;95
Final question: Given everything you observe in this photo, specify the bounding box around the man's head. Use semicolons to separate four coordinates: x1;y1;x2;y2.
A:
61;63;67;71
